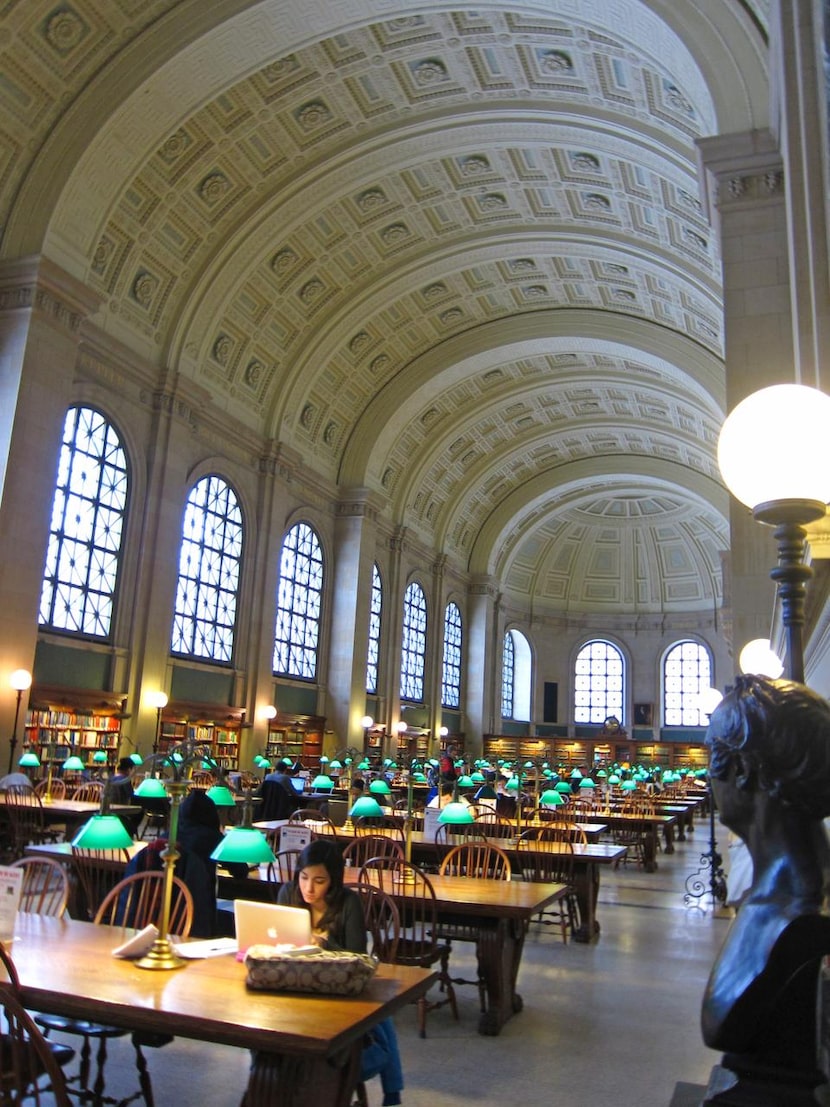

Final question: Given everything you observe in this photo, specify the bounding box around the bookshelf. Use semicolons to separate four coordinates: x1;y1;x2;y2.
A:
157;703;244;772
264;714;325;773
25;688;126;772
482;733;707;771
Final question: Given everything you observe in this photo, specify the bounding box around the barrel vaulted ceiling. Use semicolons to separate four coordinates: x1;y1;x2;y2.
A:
1;1;771;616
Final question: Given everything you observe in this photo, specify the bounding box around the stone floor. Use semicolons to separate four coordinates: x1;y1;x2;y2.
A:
52;833;731;1106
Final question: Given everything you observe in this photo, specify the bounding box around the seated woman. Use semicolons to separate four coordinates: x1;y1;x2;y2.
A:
277;840;404;1106
702;674;830;1083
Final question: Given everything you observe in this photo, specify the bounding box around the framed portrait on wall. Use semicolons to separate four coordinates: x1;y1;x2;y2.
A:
634;702;653;726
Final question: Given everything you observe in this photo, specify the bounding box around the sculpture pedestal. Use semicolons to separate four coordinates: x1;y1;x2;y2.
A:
703;1063;829;1107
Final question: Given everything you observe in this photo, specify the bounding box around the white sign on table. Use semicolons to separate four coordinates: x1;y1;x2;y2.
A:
0;865;24;941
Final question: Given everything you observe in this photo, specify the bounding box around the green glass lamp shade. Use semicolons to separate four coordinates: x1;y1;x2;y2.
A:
523;761;534;770
471;771;485;783
569;768;583;780
369;779;391;795
475;784;498;800
456;775;475;788
343;757;353;766
349;796;384;819
429;759;440;768
319;755;329;764
540;789;565;806
130;753;144;765
169;752;184;764
542;769;552;778
206;783;237;807
438;801;475;825
328;759;342;771
135;776;168;799
92;750;108;763
554;781;572;794
72;814;133;850
311;774;335;791
18;751;40;768
62;755;86;772
211;827;275;865
579;778;595;789
411;772;427;783
357;759;371;771
607;773;621;784
621;780;637;792
258;760;272;772
596;769;607;778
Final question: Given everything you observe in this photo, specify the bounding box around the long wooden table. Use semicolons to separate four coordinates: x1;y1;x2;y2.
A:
345;868;565;1036
0;795;142;837
5;912;434;1107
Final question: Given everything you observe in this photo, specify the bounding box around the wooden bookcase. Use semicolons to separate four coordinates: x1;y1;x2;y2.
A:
157;702;244;772
25;688;126;772
265;714;325;774
483;733;707;771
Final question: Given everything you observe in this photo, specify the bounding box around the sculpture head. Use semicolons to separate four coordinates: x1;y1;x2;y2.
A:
706;674;830;828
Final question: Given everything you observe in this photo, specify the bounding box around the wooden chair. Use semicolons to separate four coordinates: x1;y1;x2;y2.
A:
71;847;131;921
351;884;401;1107
3;791;59;859
36;872;194;1107
354;815;405;843
70;782;104;803
261;849;303;898
287;809;338;838
437;842;511;1011
342;834;404;870
357;858;458;1038
10;856;69;916
34;778;67;801
472;811;516;839
516;828;579;942
0;943;73;1106
433;821;485;866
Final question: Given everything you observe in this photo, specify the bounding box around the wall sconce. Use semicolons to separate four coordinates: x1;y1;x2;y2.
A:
8;669;32;775
146;691;168;755
718;383;830;683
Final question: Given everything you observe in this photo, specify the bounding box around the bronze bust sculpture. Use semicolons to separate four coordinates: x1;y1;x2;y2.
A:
702;674;830;1102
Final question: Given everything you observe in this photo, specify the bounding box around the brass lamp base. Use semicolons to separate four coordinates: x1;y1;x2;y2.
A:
135;937;187;971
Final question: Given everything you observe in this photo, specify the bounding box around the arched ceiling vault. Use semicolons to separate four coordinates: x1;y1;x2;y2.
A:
0;0;769;616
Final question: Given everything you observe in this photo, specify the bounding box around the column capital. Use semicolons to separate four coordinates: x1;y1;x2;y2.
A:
697;129;784;223
0;255;101;335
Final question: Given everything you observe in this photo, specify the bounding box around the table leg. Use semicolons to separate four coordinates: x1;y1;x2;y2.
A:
663;823;676;853
242;1042;361;1107
476;918;527;1035
571;863;601;943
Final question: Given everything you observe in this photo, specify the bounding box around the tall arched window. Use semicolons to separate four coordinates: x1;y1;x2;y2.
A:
366;563;382;694
663;640;712;726
273;522;324;679
400;581;427;701
574;639;625;724
502;629;532;721
39;406;129;639
171;475;243;663
441;601;462;708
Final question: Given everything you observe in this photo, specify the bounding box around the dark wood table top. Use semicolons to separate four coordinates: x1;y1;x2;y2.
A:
345;869;567;919
5;912;434;1057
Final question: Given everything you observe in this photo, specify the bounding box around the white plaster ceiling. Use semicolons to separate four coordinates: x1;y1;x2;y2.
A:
0;1;772;615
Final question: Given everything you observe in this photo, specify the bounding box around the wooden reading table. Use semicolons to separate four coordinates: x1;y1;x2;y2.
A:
4;912;434;1107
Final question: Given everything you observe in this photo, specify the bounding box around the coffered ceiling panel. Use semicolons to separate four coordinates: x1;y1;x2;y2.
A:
0;0;771;615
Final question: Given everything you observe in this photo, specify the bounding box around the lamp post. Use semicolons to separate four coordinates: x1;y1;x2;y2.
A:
717;383;830;683
7;669;32;775
360;715;373;759
147;691;168;756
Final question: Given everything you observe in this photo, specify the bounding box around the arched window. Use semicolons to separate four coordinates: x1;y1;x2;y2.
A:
171;476;243;664
502;629;532;721
366;563;382;694
663;640;712;726
441;602;462;708
39;406;129;639
400;581;427;701
273;522;324;680
574;639;625;724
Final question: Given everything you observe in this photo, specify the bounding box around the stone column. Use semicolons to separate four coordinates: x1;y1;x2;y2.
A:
464;575;501;758
0;257;101;740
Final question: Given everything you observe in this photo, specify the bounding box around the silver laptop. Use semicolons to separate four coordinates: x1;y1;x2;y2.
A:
233;900;313;951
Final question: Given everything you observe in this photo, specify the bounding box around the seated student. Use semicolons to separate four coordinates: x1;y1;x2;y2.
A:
277;840;404;1105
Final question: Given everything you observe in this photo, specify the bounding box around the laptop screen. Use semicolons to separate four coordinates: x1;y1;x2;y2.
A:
290;776;306;794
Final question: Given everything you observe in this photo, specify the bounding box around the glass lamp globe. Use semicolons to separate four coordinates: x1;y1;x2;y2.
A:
739;638;784;679
717;384;830;510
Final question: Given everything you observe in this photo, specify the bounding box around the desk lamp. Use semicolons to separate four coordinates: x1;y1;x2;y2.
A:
71;777;133;851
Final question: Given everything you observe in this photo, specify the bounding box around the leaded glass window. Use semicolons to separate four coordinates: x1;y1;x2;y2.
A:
366;563;382;694
273;522;324;679
664;640;712;726
574;640;625;724
442;602;462;708
501;631;515;718
39;406;128;638
400;581;427;701
171;475;242;663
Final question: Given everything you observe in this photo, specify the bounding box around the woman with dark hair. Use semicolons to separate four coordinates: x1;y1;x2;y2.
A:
702;674;830;1086
276;838;364;951
276;839;404;1105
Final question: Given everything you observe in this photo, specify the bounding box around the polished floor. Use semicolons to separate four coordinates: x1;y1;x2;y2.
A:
68;832;732;1107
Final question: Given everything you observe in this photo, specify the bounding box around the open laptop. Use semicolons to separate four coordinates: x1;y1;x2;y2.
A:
233;900;313;952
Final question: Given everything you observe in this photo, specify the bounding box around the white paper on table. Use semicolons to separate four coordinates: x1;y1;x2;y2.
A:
172;937;239;959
